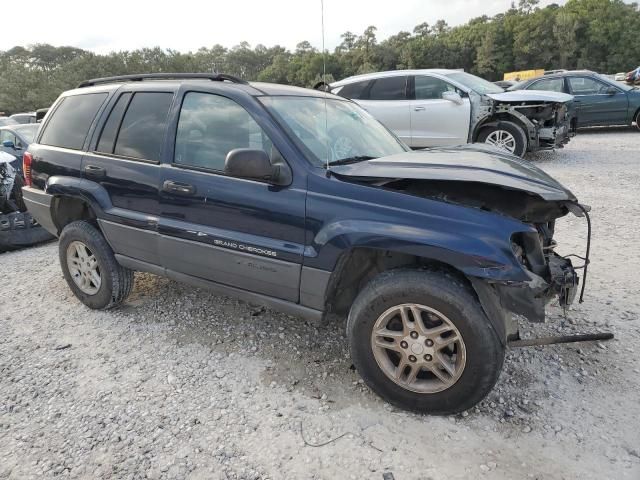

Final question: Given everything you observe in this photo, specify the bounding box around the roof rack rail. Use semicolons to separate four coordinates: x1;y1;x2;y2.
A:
77;73;248;88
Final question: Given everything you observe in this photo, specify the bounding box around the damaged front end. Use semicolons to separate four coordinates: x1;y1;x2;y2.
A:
472;91;576;152
397;177;588;330
500;223;582;324
329;146;590;340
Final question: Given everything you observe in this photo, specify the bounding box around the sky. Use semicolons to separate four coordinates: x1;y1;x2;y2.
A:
0;0;575;53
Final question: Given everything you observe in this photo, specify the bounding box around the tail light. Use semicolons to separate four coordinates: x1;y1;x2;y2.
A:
23;152;33;187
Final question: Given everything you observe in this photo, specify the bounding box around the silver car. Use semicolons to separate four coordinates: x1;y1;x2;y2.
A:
330;69;576;157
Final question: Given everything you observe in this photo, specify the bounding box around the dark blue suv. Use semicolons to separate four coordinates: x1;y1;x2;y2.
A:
22;73;587;414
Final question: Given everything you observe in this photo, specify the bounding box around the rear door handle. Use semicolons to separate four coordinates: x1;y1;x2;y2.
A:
84;165;105;178
163;180;196;196
414;106;426;111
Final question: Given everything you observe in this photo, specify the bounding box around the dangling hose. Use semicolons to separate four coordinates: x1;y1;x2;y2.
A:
574;203;591;303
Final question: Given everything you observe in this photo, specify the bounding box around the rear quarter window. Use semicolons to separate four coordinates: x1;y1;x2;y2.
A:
39;93;108;150
335;80;371;100
367;76;408;101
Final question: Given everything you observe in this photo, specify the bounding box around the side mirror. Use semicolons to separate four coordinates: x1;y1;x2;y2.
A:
2;140;16;149
442;91;463;105
225;148;281;184
606;87;618;95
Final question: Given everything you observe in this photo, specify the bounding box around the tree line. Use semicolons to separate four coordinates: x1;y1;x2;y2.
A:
1;0;639;114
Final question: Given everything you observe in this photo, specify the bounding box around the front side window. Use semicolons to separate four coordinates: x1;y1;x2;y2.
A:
174;92;273;171
112;92;173;161
39;93;108;150
368;76;408;101
15;125;38;144
0;130;16;147
415;76;458;100
568;77;610;95
528;77;565;93
444;72;504;95
261;96;407;167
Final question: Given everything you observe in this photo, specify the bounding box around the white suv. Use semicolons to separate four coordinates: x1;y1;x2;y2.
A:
330;69;575;157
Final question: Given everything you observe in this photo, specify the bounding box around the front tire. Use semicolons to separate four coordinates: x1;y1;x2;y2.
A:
634;110;640;131
347;269;504;415
477;121;528;157
58;220;133;309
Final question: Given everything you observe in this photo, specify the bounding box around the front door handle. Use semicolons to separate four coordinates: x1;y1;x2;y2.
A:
414;106;426;111
84;165;106;178
163;180;196;196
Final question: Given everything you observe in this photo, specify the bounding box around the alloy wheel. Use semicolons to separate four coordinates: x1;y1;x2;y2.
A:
484;129;517;153
370;303;466;393
66;240;101;295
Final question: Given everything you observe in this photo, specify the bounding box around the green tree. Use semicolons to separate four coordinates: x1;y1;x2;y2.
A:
2;0;640;113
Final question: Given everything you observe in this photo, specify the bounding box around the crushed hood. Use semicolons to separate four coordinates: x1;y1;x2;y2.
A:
486;91;574;103
330;145;577;202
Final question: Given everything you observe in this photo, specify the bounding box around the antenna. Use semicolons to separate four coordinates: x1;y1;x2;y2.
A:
321;0;330;173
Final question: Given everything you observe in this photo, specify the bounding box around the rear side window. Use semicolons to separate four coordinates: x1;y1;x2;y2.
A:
174;92;273;171
112;92;173;161
368;76;408;101
528;77;565;93
39;93;107;150
335;81;370;100
96;92;132;153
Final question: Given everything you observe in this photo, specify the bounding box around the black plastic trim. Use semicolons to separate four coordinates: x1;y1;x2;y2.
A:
20;187;57;236
114;254;323;324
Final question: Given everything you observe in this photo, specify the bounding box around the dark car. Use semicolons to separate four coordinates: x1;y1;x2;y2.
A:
493;80;516;89
22;73;588;415
0;124;40;173
510;70;640;129
0;125;53;251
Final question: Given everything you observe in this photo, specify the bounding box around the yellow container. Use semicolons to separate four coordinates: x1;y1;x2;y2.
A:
503;69;544;81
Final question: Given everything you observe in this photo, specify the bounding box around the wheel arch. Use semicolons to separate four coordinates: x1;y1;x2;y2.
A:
472;114;529;142
51;196;98;234
633;106;640;127
46;176;111;234
323;246;514;345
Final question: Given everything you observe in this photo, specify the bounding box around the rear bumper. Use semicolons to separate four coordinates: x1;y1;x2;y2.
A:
21;186;57;236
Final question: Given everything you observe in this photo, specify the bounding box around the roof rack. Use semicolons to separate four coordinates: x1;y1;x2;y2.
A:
77;73;248;88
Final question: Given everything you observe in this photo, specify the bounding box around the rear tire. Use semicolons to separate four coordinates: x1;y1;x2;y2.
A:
634;110;640;131
58;220;133;309
347;269;504;415
477;121;528;157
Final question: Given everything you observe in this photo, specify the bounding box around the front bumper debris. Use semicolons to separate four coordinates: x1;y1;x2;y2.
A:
495;253;579;323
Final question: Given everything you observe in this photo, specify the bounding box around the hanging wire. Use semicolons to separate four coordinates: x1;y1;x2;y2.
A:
574;203;591;303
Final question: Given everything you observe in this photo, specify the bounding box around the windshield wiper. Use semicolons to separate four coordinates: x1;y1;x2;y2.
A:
327;155;376;167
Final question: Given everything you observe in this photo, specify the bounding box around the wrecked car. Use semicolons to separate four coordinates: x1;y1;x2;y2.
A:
329;69;576;157
22;73;588;414
0;151;53;252
509;70;640;130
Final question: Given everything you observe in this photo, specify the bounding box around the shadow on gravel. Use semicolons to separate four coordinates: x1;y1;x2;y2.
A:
118;272;361;408
114;270;576;425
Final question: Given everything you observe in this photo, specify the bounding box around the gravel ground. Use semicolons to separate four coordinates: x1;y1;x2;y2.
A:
1;128;639;480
